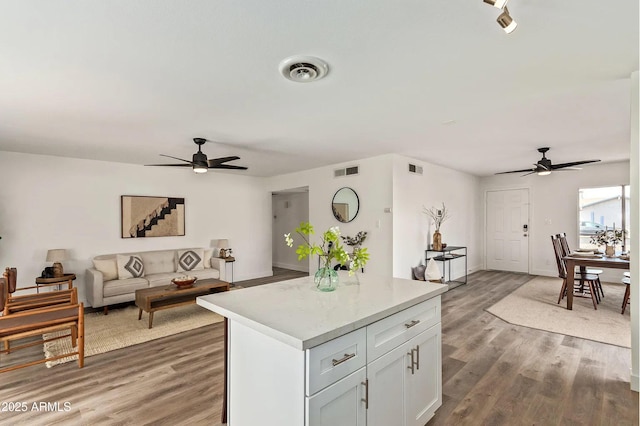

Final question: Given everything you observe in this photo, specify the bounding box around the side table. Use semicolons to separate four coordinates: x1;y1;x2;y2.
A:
35;273;76;292
225;257;235;284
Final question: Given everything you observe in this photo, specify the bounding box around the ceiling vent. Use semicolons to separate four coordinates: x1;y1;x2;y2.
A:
334;166;359;177
408;164;423;175
279;56;329;83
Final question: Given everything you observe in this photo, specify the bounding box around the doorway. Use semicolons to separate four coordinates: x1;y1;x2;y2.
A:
486;188;530;273
272;188;310;273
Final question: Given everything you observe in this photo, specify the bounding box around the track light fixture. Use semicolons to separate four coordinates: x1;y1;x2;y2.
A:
497;6;517;33
483;0;509;9
484;1;518;34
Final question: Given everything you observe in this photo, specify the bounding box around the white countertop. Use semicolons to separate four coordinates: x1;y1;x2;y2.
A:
197;273;448;350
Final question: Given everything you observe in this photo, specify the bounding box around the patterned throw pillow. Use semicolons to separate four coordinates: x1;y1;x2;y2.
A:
116;254;145;279
177;249;205;272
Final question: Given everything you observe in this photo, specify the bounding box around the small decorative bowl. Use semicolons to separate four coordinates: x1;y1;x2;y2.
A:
172;276;197;288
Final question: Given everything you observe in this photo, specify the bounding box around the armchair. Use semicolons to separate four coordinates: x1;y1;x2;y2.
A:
1;267;84;373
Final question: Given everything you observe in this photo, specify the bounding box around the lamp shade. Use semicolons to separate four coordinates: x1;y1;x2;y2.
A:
217;239;229;249
46;249;69;262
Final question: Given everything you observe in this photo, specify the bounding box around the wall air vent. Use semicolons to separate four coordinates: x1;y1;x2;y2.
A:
334;166;359;177
408;164;423;175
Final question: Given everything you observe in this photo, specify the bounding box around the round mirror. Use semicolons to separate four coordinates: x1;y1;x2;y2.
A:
332;187;360;223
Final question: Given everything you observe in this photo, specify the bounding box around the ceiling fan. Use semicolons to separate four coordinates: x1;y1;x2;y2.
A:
145;138;248;174
495;147;600;176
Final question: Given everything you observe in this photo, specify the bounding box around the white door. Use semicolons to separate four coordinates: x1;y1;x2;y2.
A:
486;189;529;273
306;367;367;426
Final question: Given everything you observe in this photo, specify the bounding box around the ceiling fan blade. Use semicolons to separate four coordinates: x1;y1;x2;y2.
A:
521;171;537;177
551;159;601;169
159;154;195;165
495;168;536;175
208;156;241;166
145;163;192;167
210;164;249;170
553;167;582;171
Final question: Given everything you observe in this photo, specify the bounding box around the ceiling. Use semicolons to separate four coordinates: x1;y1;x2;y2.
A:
0;1;637;177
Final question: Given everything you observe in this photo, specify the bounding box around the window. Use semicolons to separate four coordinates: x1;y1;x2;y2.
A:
578;185;630;251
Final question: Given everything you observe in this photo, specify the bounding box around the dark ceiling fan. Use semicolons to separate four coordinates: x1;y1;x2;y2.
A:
495;147;600;176
145;138;248;173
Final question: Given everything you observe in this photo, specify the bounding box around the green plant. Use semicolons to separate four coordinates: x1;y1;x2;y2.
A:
285;222;369;276
590;228;626;247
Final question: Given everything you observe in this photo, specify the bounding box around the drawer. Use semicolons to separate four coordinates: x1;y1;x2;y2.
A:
366;296;440;362
306;328;367;396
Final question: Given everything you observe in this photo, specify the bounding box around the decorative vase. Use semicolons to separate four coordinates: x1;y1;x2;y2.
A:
432;230;442;251
314;267;339;292
605;245;615;257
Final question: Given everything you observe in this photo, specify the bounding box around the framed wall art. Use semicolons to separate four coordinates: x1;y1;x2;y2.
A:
121;196;185;238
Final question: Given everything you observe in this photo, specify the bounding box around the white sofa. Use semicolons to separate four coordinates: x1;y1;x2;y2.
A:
86;248;226;312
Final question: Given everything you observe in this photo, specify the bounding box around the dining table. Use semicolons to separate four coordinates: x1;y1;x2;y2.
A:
563;254;630;310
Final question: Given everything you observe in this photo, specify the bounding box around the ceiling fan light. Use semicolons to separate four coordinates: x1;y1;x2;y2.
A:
497;10;517;33
537;170;551;176
193;164;208;173
484;0;509;9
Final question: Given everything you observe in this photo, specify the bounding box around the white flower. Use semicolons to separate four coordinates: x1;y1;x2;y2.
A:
284;233;293;247
329;226;341;237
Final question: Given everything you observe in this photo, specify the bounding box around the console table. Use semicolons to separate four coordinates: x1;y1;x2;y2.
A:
426;246;467;289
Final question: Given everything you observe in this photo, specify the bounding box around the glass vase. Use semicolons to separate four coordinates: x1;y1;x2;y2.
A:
314;267;339;292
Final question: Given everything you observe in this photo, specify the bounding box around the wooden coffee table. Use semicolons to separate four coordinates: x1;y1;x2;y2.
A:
135;278;229;328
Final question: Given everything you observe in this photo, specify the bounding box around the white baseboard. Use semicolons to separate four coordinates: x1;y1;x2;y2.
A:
234;269;274;283
631;371;639;392
530;268;557;277
273;261;309;273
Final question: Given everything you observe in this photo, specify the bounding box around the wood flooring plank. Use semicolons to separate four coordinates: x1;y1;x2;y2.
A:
1;269;637;426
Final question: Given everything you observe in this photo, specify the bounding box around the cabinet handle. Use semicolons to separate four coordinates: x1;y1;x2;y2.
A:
415;344;420;370
404;319;420;329
332;353;356;366
361;379;369;409
407;350;415;374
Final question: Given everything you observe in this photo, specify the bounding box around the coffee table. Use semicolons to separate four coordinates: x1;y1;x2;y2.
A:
135;278;229;328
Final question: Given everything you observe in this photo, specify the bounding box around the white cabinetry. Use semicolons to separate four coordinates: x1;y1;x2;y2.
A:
306;298;442;426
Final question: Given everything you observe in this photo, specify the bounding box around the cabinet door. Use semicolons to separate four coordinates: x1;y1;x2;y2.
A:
406;324;442;426
306;367;367;426
367;339;413;426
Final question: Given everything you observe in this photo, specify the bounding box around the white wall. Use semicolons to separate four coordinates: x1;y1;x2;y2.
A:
272;192;309;272
480;161;630;281
0;151;273;305
392;155;483;280
266;155;394;277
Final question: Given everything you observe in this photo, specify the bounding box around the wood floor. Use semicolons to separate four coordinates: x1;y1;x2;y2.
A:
0;270;637;425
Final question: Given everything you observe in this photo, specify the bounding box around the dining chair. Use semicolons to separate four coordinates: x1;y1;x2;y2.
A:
551;235;599;309
556;233;604;301
621;277;631;315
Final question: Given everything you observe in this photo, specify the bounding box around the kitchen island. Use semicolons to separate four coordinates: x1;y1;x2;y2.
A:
197;273;448;426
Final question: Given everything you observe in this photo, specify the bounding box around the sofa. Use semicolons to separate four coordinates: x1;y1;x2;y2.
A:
86;248;226;312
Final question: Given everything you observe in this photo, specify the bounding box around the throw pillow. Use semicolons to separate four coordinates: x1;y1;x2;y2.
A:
203;249;213;269
93;258;118;281
116;254;145;279
177;249;205;272
411;263;426;281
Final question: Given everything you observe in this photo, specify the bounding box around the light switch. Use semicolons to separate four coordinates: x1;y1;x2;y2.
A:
376;220;381;228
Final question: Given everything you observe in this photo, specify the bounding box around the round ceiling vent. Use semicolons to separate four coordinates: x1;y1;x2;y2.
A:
279;56;329;83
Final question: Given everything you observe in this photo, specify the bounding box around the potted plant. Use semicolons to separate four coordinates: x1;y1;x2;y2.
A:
285;222;369;291
590;228;626;257
423;203;450;251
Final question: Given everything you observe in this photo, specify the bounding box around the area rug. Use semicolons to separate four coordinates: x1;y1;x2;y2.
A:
43;303;224;367
486;276;630;348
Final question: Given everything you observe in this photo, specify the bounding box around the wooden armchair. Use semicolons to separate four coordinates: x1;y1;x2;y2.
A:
1;268;84;373
3;267;76;315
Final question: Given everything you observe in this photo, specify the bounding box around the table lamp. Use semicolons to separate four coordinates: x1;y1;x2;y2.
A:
46;249;69;277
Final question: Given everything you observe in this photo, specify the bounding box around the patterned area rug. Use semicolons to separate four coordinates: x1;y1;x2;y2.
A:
486;276;630;348
43;303;224;367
